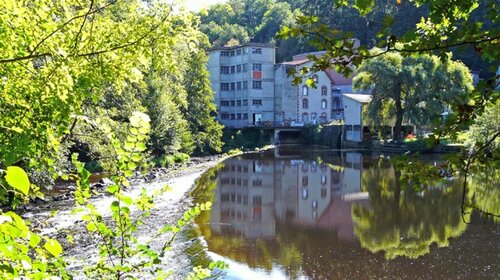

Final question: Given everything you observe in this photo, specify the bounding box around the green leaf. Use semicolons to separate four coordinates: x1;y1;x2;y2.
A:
5;166;30;195
44;239;63;257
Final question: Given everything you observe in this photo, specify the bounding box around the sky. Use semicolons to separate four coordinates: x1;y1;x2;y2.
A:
183;0;227;11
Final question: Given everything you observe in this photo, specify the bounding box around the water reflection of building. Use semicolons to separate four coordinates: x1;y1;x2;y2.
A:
209;152;370;241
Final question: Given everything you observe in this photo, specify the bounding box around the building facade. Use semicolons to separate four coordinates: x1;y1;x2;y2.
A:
208;44;356;128
208;43;276;128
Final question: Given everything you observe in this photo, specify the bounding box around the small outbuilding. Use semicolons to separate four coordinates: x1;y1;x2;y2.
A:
342;94;372;142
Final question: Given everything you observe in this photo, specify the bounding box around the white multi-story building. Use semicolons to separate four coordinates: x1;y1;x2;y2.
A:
208;44;356;128
208;43;276;128
274;52;354;125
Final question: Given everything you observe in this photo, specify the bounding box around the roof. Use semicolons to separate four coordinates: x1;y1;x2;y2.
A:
209;42;275;51
342;93;372;103
281;58;309;66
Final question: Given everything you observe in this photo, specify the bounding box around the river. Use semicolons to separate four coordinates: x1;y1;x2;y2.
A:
189;146;499;280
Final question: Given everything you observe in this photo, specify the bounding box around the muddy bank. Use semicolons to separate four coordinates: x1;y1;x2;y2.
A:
21;154;229;279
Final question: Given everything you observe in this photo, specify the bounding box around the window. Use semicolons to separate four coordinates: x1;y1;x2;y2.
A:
237;64;242;73
230;50;235;56
231;114;235;120
252;48;262;54
237;113;242;119
221;83;229;91
252;81;262;89
252;99;262;106
236;49;242;55
252;63;262;71
220;100;229;106
237;82;241;90
302;85;308;96
311;113;317;122
321;99;327;109
230;100;235;106
237;100;241;106
302;113;309;123
221;66;229;74
302;176;308;186
321;188;327;198
243;64;248;72
230;82;235;91
230;66;235;73
243;48;248;54
243;81;248;90
221;51;229;56
302;98;309;109
220;113;230;119
321;175;327;185
243;113;248;119
321;86;327;96
312;74;318;83
243;100;248;106
320;112;328;123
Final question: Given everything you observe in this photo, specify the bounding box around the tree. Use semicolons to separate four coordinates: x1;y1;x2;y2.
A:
183;42;224;154
353;51;473;140
280;0;499;142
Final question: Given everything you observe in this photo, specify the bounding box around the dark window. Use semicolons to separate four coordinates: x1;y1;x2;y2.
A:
236;100;241;106
252;63;262;71
302;98;309;109
221;51;229;56
321;86;327;96
243;64;248;72
237;65;242;73
252;99;262;106
230;66;235;73
230;50;235;56
243;113;248;119
302;176;308;186
221;66;229;74
230;82;235;91
230;100;235;106
230;114;235;120
243;100;248;106
221;83;229;91
243;81;248;89
220;100;230;106
236;49;242;55
252;48;262;54
237;82;241;90
252;81;262;89
237;113;241;119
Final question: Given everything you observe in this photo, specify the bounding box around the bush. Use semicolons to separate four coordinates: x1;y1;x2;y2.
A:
173;153;190;163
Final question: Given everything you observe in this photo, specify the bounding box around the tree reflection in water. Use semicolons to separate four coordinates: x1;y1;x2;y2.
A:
189;149;498;279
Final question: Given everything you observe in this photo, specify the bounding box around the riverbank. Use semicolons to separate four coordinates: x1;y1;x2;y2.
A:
20;153;232;278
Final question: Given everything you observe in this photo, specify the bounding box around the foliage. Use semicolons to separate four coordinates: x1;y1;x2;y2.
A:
0;167;68;278
353;51;473;139
466;99;500;154
73;112;219;279
0;0;226;278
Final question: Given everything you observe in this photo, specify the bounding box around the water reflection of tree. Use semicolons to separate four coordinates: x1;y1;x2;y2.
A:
465;163;500;223
352;163;468;260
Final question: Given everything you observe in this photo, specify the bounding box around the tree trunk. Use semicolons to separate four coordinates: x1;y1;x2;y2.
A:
393;93;404;140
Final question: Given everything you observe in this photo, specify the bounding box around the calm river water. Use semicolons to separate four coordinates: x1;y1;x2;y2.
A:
189;147;499;280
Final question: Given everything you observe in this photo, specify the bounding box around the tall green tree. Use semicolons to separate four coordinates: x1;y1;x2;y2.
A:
183;44;224;154
353;51;473;139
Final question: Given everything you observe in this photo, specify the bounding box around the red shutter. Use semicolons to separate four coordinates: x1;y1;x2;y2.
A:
252;71;262;79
